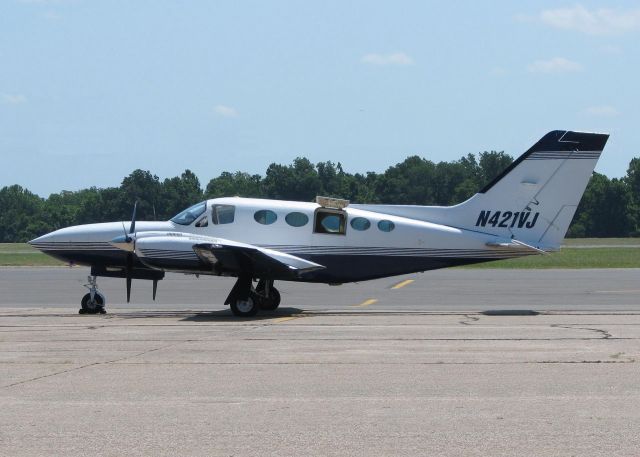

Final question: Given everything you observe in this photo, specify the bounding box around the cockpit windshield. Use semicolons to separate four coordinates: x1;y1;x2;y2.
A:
170;201;206;226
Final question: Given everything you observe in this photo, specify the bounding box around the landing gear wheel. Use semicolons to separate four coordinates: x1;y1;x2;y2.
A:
257;287;281;310
230;296;259;317
80;293;105;315
255;280;281;311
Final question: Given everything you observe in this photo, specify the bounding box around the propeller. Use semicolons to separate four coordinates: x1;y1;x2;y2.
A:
112;200;159;302
124;200;138;303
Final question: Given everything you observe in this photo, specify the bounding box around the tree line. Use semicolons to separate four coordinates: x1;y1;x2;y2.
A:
1;152;639;242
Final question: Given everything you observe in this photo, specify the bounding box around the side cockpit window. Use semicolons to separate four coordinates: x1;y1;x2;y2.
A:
314;209;346;235
212;205;235;225
171;201;206;226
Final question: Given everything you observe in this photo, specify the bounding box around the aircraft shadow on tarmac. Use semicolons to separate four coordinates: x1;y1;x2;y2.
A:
180;307;305;322
102;307;305;321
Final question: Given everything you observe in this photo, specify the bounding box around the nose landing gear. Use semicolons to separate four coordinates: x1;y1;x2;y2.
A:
80;276;106;314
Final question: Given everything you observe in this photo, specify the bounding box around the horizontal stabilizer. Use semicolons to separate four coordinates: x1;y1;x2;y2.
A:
486;238;550;255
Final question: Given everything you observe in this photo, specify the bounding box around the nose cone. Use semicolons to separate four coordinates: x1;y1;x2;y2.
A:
28;222;131;253
29;220;174;254
29;226;82;250
29;232;54;245
110;234;135;252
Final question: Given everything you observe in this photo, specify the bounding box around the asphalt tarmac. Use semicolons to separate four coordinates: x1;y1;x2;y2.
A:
1;267;640;456
1;266;639;312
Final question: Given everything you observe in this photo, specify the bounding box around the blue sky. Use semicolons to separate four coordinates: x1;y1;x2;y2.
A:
1;0;639;197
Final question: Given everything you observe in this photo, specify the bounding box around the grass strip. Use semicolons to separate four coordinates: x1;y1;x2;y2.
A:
461;247;640;269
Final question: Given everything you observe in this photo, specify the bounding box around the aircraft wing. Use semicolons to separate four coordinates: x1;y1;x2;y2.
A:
124;232;325;279
192;242;325;278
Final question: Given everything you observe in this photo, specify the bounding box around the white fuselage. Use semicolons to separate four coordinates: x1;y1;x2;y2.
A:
30;197;530;283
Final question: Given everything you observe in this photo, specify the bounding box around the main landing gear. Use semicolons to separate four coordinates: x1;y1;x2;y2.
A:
225;276;281;317
79;276;106;315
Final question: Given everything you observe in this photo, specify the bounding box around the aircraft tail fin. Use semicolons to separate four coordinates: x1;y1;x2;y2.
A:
352;130;609;249
464;130;609;248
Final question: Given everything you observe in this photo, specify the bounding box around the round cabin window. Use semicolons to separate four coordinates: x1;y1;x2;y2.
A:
377;220;395;232
254;209;278;225
350;217;371;231
285;212;309;227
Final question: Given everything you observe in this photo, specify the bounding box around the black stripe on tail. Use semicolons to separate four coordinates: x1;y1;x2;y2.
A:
479;130;609;194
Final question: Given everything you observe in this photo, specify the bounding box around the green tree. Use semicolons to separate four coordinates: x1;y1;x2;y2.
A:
2;152;638;242
263;157;321;201
0;185;47;242
625;158;640;235
478;151;513;188
119;169;162;220
205;171;263;199
73;187;125;224
376;156;437;204
569;173;635;237
160;170;203;219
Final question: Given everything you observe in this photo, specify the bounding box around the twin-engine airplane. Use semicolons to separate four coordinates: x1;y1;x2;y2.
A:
30;130;608;316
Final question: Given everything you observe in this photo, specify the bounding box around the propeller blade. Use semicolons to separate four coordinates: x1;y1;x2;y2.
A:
126;276;132;303
152;279;158;301
123;200;139;303
129;200;138;235
125;251;134;303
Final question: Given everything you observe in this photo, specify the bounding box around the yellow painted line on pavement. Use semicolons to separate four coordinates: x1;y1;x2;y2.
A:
273;316;299;323
391;279;414;290
353;298;378;308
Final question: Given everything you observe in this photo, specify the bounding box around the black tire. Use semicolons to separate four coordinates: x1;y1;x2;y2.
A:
230;296;259;317
258;287;281;310
81;293;105;315
255;280;281;310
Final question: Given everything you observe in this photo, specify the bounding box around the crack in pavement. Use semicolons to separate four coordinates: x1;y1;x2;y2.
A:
552;324;612;339
0;340;193;390
0;318;270;389
2;359;636;367
72;360;639;366
459;314;480;326
4;333;638;344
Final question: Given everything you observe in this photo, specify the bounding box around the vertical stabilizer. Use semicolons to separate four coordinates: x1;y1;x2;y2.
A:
351;130;609;249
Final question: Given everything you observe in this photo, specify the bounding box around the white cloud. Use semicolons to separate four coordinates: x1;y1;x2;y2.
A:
526;57;582;74
1;93;27;104
361;52;413;66
214;104;238;118
539;5;640;35
584;105;619;117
